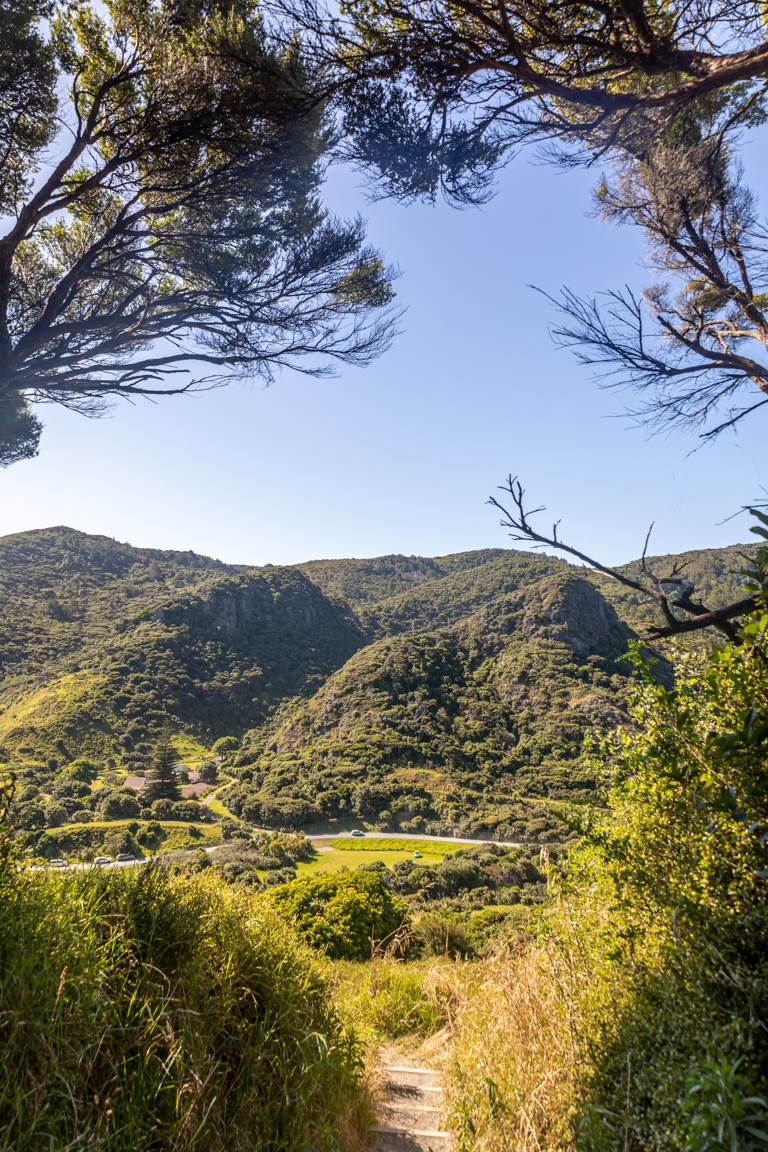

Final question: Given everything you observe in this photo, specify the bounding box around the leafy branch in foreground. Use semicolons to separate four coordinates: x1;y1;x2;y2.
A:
320;0;768;195
307;0;768;438
489;476;767;641
0;0;397;464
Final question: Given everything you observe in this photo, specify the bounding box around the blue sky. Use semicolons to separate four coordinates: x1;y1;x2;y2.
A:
1;146;765;566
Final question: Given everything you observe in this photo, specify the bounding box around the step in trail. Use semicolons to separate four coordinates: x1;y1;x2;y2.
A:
369;1064;452;1152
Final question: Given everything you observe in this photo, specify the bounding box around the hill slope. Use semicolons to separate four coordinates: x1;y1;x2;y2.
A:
0;529;364;760
226;573;634;840
0;527;752;837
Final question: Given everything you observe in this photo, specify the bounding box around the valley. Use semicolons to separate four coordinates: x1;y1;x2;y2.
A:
0;525;751;857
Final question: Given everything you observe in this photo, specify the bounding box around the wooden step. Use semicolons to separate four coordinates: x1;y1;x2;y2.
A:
371;1060;452;1149
384;1067;441;1077
379;1099;444;1129
369;1124;452;1151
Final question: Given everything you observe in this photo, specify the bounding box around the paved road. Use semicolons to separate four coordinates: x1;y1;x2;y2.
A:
32;829;525;872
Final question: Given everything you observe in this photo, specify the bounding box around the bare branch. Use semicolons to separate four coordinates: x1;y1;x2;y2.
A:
489;475;752;640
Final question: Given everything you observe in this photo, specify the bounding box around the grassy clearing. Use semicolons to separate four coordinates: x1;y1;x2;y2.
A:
298;847;445;875
299;837;452;875
169;732;211;766
330;837;455;854
0;859;369;1151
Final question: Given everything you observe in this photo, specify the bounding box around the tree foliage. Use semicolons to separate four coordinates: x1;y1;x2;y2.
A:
0;0;396;463
144;739;179;803
269;870;407;958
305;0;768;436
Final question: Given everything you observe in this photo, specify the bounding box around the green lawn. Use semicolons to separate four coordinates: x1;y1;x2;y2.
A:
297;837;452;875
330;837;455;855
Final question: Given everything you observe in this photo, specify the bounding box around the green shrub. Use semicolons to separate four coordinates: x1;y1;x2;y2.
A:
213;736;240;755
0;859;366;1150
270;871;407;960
415;912;473;958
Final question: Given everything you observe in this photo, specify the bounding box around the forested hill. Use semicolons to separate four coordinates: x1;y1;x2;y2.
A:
0;527;752;839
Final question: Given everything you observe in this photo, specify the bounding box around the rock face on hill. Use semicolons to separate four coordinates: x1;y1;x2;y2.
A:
0;530;363;760
0;526;750;836
226;574;634;840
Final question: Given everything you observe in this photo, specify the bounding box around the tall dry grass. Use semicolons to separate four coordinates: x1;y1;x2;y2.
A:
447;942;579;1152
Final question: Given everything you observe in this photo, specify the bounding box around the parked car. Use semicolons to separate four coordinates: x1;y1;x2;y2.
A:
94;856;113;867
115;853;137;863
49;858;69;869
413;850;423;859
350;829;366;837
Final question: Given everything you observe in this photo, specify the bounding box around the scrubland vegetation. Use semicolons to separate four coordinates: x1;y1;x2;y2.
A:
0;855;369;1151
1;533;766;1152
445;567;768;1150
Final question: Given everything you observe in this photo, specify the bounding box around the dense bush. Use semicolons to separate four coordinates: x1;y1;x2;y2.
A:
414;912;473;958
0;859;367;1150
448;575;768;1152
270;871;407;960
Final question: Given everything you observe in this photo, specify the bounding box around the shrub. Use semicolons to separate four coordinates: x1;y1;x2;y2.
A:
415;913;473;958
150;798;205;822
97;791;141;820
212;736;240;755
270;872;407;960
0;859;367;1150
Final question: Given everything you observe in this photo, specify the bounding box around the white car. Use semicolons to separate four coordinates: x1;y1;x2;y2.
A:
350;829;366;837
49;858;69;869
94;856;113;867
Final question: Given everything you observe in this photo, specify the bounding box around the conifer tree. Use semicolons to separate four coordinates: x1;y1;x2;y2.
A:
145;740;180;804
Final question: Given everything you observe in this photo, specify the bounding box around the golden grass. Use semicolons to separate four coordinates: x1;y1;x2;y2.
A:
447;946;577;1152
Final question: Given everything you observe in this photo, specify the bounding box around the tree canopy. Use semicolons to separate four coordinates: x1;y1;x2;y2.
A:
0;0;396;464
310;0;768;438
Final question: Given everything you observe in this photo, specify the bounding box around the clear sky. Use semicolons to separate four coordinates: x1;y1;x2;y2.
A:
1;143;765;567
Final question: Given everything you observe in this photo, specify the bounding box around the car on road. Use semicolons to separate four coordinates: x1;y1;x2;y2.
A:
49;858;69;869
94;856;113;867
350;829;366;837
115;853;138;863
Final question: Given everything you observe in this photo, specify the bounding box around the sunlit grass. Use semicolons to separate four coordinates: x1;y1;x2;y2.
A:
330;837;455;854
0;861;370;1150
297;850;440;874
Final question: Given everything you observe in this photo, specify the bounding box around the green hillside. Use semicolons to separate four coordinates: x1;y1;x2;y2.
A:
0;527;753;844
298;548;511;607
225;573;634;841
0;528;364;761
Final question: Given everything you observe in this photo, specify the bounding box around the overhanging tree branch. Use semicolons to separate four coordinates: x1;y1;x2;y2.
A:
488;475;756;640
0;2;399;464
